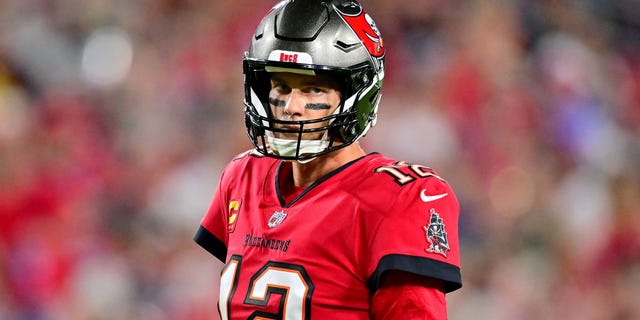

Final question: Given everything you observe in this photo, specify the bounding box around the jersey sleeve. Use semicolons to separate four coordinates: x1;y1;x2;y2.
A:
194;167;230;263
371;271;446;320
367;174;462;294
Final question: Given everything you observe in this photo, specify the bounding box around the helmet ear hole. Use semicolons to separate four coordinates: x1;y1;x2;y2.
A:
350;69;372;94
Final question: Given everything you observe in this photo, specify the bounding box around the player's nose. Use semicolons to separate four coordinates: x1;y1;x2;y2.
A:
283;89;306;116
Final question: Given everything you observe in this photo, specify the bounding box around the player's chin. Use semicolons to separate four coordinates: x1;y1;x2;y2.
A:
301;132;325;141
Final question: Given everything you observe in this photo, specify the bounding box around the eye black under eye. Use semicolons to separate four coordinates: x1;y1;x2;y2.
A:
305;103;330;110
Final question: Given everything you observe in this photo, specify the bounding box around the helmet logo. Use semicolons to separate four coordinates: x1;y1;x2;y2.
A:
334;4;385;57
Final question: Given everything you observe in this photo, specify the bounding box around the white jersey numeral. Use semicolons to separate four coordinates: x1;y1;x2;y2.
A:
375;161;443;186
219;255;314;320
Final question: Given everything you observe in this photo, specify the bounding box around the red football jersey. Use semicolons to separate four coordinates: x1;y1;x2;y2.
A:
195;151;461;319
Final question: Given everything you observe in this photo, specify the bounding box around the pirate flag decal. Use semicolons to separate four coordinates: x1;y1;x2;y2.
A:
334;2;385;57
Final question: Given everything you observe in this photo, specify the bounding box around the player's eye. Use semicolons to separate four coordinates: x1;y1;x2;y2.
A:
276;84;291;94
271;80;291;94
303;86;327;95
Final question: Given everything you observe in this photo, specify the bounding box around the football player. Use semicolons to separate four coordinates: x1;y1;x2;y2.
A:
194;0;462;319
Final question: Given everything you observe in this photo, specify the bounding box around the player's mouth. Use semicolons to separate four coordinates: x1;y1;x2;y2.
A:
274;125;301;139
274;121;326;140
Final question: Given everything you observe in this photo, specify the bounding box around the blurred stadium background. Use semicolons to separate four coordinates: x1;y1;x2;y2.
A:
1;0;639;319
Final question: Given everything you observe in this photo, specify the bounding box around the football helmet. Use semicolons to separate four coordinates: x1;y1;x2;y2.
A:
243;0;385;162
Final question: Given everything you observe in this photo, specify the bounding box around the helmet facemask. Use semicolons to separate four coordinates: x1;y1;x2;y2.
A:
244;59;382;162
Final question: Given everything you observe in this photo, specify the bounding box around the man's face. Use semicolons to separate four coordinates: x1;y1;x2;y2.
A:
268;72;342;140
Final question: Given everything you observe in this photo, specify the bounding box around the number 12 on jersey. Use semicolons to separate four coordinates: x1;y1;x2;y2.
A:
375;161;443;186
219;255;315;320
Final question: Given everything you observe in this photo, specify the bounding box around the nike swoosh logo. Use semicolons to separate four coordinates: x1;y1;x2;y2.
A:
420;189;448;202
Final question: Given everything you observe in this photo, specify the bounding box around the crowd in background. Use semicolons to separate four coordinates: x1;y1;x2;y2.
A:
1;0;639;319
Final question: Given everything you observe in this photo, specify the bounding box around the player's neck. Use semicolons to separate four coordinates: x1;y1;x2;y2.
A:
291;143;366;188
